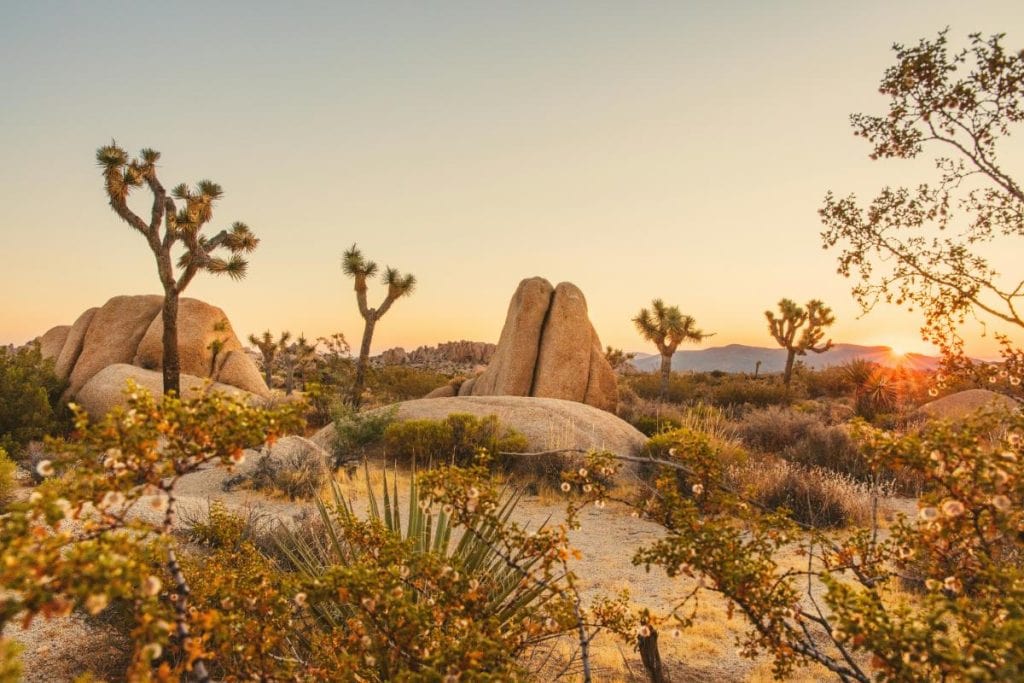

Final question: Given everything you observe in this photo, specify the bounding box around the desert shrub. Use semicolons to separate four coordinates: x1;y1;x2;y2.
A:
802;364;857;398
222;448;329;500
781;422;869;479
729;458;877;528
366;365;450;403
624;372;699;403
331;404;397;467
0;342;67;456
382;413;528;467
0;447;14;511
707;377;791;408
735;405;821;452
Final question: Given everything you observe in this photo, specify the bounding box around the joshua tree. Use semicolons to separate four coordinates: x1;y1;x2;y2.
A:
280;334;317;395
97;142;258;395
633;299;710;399
604;346;637;374
248;330;291;388
765;298;835;388
342;244;416;406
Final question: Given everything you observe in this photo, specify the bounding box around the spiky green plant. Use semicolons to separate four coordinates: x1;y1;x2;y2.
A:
274;464;554;633
97;142;259;395
633;299;711;399
342;244;416;406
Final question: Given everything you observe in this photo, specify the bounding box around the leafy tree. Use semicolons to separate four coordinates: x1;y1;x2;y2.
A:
765;298;835;388
820;31;1024;366
96;142;259;395
341;244;416;406
247;330;291;388
0;342;66;456
633;299;711;399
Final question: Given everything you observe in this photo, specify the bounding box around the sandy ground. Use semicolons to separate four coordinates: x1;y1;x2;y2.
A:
7;459;906;682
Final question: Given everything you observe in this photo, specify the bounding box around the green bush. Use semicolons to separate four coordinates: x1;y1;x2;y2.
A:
707;378;791;408
382;413;528;467
0;447;15;511
0;343;67;456
331;405;397;467
367;365;450;403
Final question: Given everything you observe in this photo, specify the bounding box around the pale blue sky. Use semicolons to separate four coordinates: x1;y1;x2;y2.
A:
2;1;1022;356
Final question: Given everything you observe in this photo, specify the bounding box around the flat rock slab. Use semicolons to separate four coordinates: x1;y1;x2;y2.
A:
314;395;647;457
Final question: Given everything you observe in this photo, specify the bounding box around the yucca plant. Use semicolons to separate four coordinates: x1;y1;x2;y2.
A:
273;463;560;635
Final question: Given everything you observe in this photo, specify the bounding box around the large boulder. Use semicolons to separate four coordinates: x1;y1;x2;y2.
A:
459;278;618;411
54;307;98;380
68;296;164;396
134;298;244;379
38;325;71;361
917;389;1020;421
472;277;553;397
313;395;646;458
40;295;269;400
75;364;258;417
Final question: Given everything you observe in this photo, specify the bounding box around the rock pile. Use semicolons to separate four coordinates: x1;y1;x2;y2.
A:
38;295;269;411
452;278;618;412
376;341;495;370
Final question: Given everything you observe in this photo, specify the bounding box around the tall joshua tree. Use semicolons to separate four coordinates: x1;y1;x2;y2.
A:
97;142;258;395
248;330;291;388
765;298;835;388
633;299;711;399
342;244;416;406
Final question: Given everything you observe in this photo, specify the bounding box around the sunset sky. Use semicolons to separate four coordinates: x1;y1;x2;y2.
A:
2;2;1022;358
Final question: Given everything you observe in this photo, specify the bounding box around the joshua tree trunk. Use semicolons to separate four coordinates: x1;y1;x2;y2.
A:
638;626;669;683
351;316;376;406
659;352;672;399
783;349;797;389
162;289;181;396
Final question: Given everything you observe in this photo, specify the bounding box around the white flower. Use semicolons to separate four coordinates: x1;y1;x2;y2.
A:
578;468;588;478
141;643;162;660
294;592;308;607
35;460;55;477
143;576;162;597
560;482;571;493
992;495;1012;512
691;483;704;495
940;499;965;518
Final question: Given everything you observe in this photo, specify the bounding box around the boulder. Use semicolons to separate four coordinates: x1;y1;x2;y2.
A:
533;282;596;403
314;395;646;459
215;350;269;396
472;277;554;397
424;383;457;399
75;364;258;417
456;277;618;411
917;389;1020;421
68;296;164;395
134;298;242;379
54;307;98;380
457;376;477;396
41;295;269;399
38;325;71;361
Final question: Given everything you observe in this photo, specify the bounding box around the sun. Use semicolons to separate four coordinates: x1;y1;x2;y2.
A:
890;345;906;358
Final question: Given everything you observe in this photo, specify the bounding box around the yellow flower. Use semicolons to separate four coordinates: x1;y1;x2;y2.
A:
85;593;109;615
143;576;162;597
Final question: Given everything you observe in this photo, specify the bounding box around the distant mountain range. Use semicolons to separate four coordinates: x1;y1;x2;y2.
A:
629;343;941;374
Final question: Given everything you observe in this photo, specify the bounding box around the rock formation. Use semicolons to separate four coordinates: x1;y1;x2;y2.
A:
917;389;1020;421
75;364;259;417
38;295;269;402
453;278;618;411
376;341;496;372
313;395;645;462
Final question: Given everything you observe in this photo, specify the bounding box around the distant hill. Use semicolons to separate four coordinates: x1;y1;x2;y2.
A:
629;343;941;374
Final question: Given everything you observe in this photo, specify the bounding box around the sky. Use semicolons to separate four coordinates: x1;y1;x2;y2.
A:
2;1;1023;358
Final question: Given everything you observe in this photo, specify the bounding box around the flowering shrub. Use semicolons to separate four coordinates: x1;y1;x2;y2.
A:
564;408;1024;681
0;383;304;680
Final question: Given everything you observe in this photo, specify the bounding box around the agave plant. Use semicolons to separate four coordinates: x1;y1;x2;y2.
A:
273;464;559;634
